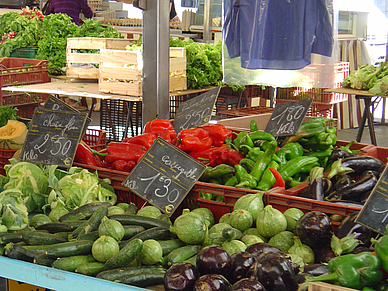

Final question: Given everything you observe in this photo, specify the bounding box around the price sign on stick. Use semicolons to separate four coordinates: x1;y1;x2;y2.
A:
264;99;313;137
173;86;221;133
356;166;388;235
122;137;207;216
21;108;89;167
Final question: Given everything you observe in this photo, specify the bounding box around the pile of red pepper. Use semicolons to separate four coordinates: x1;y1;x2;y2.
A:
74;118;244;173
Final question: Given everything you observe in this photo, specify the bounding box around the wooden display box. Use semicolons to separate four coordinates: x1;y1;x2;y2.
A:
98;47;187;96
66;37;132;79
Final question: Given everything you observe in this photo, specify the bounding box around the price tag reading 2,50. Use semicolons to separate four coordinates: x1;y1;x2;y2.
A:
122;137;207;216
21;108;88;167
264;99;313;137
173;86;221;134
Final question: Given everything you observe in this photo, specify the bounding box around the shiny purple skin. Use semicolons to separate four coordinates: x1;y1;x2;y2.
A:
245;243;281;259
232;278;266;291
229;252;256;284
196;245;232;277
164;263;200;291
193;274;232;291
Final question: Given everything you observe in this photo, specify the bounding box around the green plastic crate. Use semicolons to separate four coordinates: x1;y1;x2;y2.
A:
10;47;39;59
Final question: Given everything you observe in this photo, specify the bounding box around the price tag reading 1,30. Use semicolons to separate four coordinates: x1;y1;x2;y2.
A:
122;137;207;216
21;108;88;167
173;86;221;134
356;166;388;235
264;99;313;137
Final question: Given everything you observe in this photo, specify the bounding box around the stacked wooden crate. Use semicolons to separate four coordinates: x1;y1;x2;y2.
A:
98;47;187;96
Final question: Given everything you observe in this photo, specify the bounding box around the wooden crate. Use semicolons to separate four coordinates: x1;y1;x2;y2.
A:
98;47;187;96
66;37;132;79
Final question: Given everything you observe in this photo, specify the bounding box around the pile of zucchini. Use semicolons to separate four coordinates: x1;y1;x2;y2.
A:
0;201;199;288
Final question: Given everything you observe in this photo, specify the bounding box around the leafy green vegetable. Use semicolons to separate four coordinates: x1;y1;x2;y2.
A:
0;188;29;231
0;106;19;127
3;159;49;213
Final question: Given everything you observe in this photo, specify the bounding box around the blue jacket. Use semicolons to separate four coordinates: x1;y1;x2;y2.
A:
223;0;333;70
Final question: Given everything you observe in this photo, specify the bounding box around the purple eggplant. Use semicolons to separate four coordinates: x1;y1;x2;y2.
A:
294;211;333;248
193;274;232;291
255;252;299;291
335;212;375;246
164;263;200;291
229;252;256;284
245;243;281;259
302;167;326;201
313;244;336;263
232;278;266;291
196;245;232;277
295;263;329;283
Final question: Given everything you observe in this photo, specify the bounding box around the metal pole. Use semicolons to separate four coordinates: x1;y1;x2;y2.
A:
203;0;213;42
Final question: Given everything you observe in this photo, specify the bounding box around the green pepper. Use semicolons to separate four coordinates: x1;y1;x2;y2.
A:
325;125;337;134
375;280;388;291
256;160;279;191
239;158;256;172
297;162;321;173
304;132;337;147
253;139;272;150
234;164;257;189
285;177;302;188
233;132;249;148
199;164;235;182
238;135;254;155
209;178;222;185
372;227;388;273
340;140;360;155
276;142;304;164
250;140;277;181
247;147;264;162
200;192;213;200
278;156;319;180
222;173;234;184
224;175;238;187
287;118;327;143
250;119;259;132
248;130;276;142
307;252;383;290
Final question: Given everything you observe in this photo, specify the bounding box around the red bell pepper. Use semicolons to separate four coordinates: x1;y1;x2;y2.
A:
74;143;103;167
122;132;157;149
209;147;244;167
269;167;286;188
105;142;147;164
189;144;227;163
112;160;128;171
175;128;213;152
201;124;233;147
144;119;174;133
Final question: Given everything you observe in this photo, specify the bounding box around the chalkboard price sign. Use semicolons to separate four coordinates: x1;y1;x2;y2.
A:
122;137;207;216
173;86;221;133
21;108;88;167
356;166;388;235
264;99;313;137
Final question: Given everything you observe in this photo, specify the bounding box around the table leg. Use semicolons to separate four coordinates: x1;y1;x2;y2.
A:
364;97;377;145
356;108;366;142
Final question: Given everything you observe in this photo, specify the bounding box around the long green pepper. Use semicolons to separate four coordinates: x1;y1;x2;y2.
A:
250;140;277;182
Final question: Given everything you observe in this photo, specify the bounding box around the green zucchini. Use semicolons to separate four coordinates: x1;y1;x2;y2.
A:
33;253;56;267
125;202;138;215
71;206;108;239
4;242;38;263
158;239;185;256
164;244;202;267
59;202;112;222
0;232;23;244
21;231;68;245
35;222;74;233
119;270;166;287
108;214;171;229
96;266;165;282
122;225;145;240
45;240;94;258
103;238;143;270
77;231;99;241
119;226;175;249
76;261;106;276
52;255;96;272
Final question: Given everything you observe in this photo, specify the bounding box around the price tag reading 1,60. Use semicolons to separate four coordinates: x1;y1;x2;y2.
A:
21;108;88;167
264;99;313;137
122;137;206;216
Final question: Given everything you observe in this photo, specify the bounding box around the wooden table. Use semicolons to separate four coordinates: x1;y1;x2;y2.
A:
325;88;385;146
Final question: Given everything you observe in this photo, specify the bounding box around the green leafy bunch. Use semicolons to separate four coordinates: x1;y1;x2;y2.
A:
0;11;43;57
170;38;223;89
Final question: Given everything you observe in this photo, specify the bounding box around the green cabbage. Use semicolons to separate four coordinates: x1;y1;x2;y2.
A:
0;189;29;231
3;160;49;213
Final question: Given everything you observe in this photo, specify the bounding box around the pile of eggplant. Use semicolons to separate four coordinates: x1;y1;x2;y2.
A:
301;148;385;205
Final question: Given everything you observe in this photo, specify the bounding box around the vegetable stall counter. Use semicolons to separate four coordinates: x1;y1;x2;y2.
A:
0;256;154;291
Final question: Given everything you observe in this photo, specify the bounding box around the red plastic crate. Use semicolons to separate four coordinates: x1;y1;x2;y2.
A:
82;128;107;151
0;57;49;107
0;149;17;176
359;146;388;163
